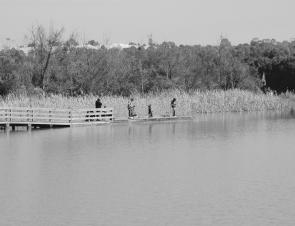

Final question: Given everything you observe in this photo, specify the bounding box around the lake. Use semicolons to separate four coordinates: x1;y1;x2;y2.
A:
1;112;295;226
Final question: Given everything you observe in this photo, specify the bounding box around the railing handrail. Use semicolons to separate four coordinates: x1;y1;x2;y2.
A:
0;107;114;123
0;107;113;112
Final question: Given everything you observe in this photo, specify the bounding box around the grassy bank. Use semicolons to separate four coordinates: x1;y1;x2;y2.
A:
0;89;292;119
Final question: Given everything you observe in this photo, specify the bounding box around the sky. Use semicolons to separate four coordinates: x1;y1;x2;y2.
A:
1;0;295;46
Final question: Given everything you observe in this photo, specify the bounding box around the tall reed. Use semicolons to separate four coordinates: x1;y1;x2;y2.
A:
0;89;292;119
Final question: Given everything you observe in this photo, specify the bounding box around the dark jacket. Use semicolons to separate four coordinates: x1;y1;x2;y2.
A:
95;99;102;108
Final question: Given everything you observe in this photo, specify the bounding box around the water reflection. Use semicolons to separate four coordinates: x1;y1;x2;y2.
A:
172;122;176;135
0;112;295;226
148;123;153;137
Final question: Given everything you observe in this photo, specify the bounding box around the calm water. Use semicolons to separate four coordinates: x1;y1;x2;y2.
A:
1;112;295;226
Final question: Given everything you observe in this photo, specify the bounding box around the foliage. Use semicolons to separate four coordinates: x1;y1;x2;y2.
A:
1;25;295;96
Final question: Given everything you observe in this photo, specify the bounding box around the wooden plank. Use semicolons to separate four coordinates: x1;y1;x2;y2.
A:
113;116;192;123
70;121;110;126
0;121;110;126
0;108;113;114
0;117;113;122
72;108;113;112
0;107;74;112
0;107;113;112
18;116;112;121
0;112;70;117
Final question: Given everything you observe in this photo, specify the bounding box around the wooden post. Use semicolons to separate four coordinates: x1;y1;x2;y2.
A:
4;109;7;122
97;109;100;121
69;111;72;123
49;110;52;123
27;109;30;122
49;109;53;128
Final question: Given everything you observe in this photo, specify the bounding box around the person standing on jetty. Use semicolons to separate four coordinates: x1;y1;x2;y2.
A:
95;98;102;108
148;104;153;118
127;98;137;118
92;98;102;121
171;98;176;117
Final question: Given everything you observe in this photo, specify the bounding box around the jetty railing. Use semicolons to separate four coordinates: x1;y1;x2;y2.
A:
0;107;113;125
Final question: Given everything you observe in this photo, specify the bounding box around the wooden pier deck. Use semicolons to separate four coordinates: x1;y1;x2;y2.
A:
114;116;193;123
0;107;113;131
0;107;193;132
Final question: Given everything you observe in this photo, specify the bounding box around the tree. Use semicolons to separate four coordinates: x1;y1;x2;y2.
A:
28;24;64;89
157;42;180;80
0;49;24;95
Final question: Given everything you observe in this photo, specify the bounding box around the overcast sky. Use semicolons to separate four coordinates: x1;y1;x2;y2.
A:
1;0;294;45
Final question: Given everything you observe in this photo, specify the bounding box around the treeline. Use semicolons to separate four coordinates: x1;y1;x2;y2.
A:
1;26;295;96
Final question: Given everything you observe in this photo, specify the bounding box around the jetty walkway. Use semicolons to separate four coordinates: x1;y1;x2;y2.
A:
0;107;113;131
0;107;193;131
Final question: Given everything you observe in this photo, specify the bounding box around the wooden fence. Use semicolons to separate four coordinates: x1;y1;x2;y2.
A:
0;107;113;126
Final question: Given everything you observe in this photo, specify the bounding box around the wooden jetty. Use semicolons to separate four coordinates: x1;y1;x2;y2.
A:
114;116;193;123
0;107;193;132
0;107;113;131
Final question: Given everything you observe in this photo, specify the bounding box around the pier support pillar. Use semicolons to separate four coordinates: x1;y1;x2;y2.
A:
27;124;32;131
5;123;10;132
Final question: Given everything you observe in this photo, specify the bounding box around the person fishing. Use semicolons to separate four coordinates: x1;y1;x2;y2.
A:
95;98;102;108
93;98;103;121
127;98;137;118
171;98;176;117
148;104;153;118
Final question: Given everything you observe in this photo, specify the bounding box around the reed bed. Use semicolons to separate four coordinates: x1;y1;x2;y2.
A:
0;89;292;119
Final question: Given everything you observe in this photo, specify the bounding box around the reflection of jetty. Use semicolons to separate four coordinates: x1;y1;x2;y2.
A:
0;107;113;131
